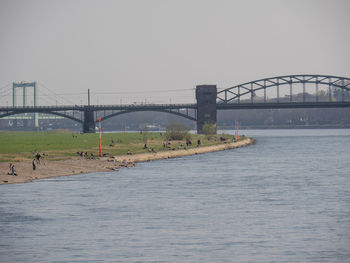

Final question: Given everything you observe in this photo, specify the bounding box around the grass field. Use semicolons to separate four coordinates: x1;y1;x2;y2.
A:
0;130;242;162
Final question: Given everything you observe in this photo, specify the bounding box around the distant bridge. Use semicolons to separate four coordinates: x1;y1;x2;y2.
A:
0;74;349;133
217;75;350;104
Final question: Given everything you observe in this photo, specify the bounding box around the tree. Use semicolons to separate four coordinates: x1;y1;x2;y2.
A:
202;122;216;137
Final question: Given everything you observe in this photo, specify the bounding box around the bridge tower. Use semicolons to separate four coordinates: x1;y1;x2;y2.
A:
12;82;38;127
196;85;217;134
83;106;96;133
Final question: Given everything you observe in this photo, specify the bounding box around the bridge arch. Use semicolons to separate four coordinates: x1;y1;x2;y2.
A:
98;109;196;123
0;111;83;124
217;75;350;103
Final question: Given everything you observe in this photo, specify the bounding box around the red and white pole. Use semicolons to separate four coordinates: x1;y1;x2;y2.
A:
234;120;236;140
233;120;236;141
98;117;102;157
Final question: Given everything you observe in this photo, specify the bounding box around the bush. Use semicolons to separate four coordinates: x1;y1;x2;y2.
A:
202;122;216;136
165;122;190;140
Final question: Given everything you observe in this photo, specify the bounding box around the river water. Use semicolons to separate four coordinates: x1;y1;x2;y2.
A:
1;129;350;262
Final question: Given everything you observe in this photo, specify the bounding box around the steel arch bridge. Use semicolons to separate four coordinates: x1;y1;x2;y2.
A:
0;104;197;132
97;106;197;122
0;106;84;124
217;74;350;104
1;74;350;133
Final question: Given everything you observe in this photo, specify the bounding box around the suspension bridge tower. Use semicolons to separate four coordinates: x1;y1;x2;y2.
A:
12;81;39;127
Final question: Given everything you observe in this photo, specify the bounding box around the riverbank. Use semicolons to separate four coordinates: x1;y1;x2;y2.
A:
0;138;254;185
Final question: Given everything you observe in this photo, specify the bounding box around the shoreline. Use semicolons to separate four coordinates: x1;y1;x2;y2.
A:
0;138;255;185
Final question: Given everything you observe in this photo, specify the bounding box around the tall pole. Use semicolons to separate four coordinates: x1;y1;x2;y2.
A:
98;117;102;157
88;89;90;106
236;120;238;141
233;120;235;142
234;120;237;141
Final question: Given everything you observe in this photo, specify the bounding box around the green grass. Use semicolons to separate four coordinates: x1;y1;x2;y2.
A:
0;130;244;162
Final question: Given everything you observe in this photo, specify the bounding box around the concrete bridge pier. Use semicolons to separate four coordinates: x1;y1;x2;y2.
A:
196;85;217;134
83;106;96;133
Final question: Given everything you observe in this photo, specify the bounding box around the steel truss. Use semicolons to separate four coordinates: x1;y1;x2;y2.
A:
217;75;350;104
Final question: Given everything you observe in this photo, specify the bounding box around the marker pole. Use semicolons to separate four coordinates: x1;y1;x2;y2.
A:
234;120;236;140
234;120;237;141
98;118;102;157
233;120;235;141
236;120;239;141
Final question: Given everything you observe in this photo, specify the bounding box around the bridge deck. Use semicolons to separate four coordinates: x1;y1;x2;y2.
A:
1;101;350;113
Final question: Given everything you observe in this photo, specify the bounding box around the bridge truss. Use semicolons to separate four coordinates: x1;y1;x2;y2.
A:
217;75;350;105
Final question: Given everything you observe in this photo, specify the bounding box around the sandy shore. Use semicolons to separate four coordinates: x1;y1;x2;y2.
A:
0;138;254;185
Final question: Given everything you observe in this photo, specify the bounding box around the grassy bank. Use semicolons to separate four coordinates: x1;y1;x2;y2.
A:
0;130;244;162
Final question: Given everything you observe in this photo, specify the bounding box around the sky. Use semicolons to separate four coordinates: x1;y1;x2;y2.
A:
0;0;349;105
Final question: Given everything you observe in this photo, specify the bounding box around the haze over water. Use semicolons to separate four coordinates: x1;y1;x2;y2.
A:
1;129;350;262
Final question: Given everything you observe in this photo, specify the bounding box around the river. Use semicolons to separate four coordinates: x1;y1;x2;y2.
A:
1;129;350;262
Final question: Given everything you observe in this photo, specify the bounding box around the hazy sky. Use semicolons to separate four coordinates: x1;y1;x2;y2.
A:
0;0;349;105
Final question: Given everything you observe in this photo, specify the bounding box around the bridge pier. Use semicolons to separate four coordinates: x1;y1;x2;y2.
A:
83;107;96;133
196;85;217;134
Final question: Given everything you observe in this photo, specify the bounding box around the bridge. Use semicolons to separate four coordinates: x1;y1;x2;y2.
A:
1;74;349;133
